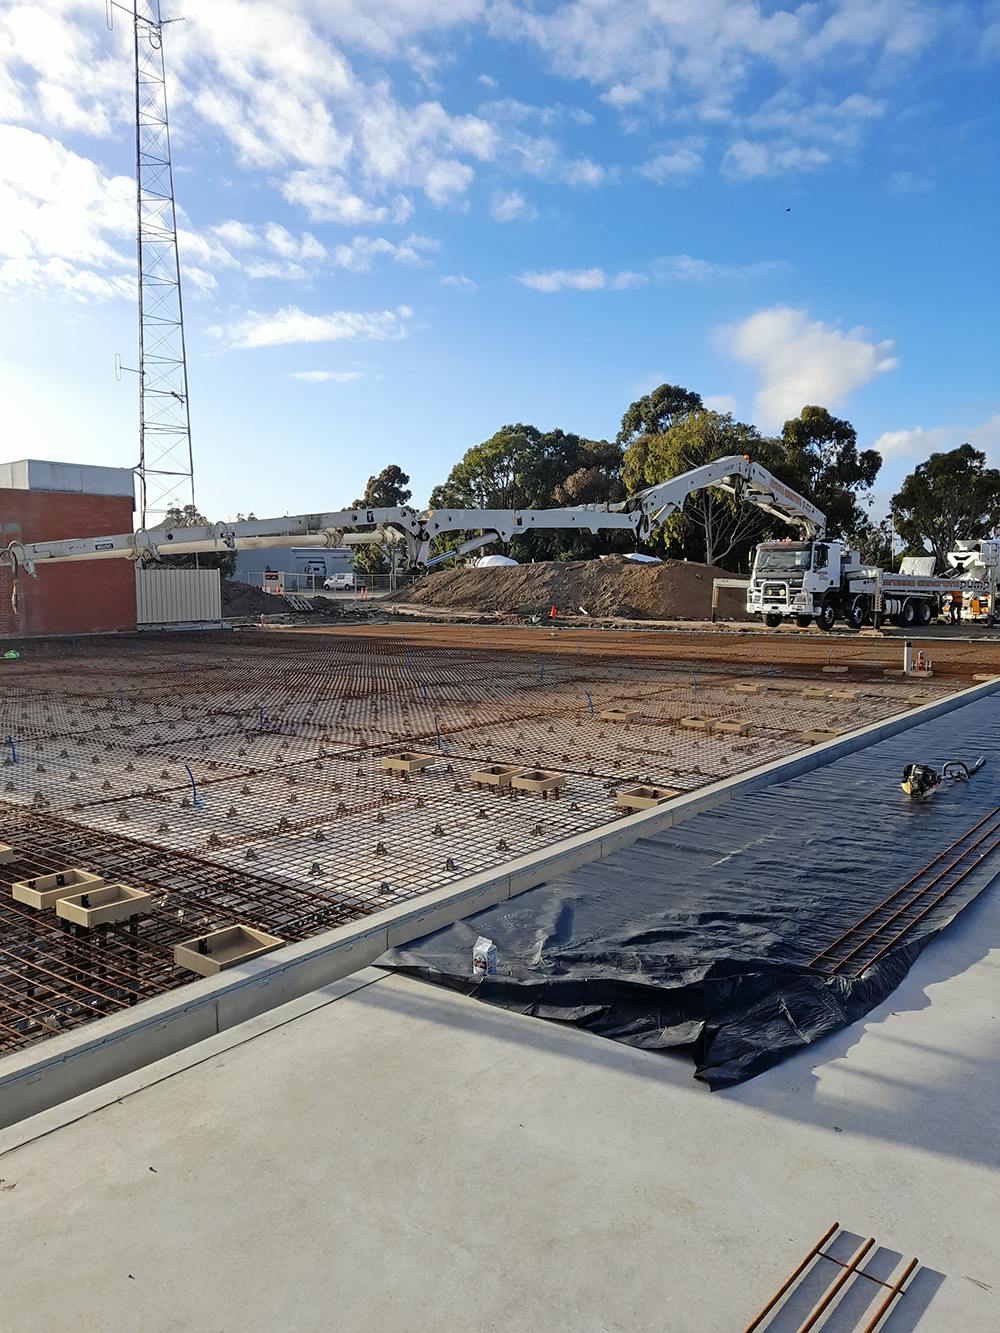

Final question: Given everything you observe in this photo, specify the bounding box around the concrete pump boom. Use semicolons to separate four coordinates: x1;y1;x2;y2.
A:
0;455;824;598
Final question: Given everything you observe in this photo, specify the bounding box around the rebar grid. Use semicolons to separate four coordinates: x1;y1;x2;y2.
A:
0;630;950;1055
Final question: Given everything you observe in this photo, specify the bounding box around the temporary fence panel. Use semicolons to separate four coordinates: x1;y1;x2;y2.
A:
136;568;222;625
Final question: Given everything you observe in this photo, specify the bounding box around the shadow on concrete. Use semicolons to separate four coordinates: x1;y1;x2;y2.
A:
358;869;1000;1171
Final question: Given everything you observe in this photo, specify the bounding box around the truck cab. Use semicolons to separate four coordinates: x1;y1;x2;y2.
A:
747;539;843;629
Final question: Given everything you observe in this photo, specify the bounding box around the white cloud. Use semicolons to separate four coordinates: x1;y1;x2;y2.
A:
872;416;1000;459
705;394;738;414
211;304;414;348
441;274;478;292
637;145;703;181
517;267;646;293
653;254;787;282
331;233;437;270
0;124;133;302
725;306;899;425
490;189;535;222
601;84;642;108
610;270;648;289
477;73;498;88
280;171;412;225
288;369;364;383
721;140;830;179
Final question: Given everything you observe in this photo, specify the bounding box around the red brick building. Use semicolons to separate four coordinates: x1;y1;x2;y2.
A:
0;460;136;639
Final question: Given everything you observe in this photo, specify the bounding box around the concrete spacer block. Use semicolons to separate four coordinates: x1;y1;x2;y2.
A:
801;687;830;699
821;665;849;673
0;843;14;864
733;682;765;694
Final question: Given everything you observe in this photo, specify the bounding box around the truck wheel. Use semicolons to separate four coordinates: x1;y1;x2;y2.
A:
764;613;782;628
817;597;838;632
915;599;932;625
795;615;813;629
899;599;917;628
845;597;866;630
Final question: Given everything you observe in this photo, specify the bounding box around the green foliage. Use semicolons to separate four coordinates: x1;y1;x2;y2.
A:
429;425;624;559
849;515;895;569
891;444;1000;568
779;406;881;538
158;504;235;577
352;464;412;509
616;383;704;448
624;410;785;568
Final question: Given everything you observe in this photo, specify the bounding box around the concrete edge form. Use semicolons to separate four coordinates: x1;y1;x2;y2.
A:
2;674;997;1128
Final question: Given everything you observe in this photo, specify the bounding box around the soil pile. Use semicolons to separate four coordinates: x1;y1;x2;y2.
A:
392;556;750;621
222;580;291;616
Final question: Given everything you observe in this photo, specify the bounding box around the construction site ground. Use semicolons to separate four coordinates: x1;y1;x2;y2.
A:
2;624;996;1058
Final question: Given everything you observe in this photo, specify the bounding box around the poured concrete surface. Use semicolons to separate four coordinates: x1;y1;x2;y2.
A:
1;886;998;1331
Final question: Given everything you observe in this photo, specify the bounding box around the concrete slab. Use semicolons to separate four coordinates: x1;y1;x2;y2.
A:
1;879;998;1332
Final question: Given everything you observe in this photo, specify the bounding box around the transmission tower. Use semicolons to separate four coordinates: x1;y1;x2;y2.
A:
130;0;195;527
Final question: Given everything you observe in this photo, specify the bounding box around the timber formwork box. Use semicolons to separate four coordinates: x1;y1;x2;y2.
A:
55;883;152;928
380;751;436;776
470;764;524;791
616;785;678;813
712;719;751;735
511;769;566;797
12;868;104;910
598;707;642;723
174;924;285;977
801;727;843;745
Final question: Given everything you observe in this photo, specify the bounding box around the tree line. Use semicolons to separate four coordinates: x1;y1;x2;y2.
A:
162;382;1000;577
355;384;1000;573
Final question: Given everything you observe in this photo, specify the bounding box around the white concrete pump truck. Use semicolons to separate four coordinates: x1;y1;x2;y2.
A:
2;454;994;631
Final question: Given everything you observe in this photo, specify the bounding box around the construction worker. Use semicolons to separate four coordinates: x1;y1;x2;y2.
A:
950;589;963;624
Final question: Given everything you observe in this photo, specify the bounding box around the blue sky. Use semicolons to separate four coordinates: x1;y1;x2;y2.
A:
1;0;998;524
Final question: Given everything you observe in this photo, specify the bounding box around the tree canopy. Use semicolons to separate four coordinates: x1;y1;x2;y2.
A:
159;504;235;576
352;464;412;509
779;405;881;539
891;444;1000;568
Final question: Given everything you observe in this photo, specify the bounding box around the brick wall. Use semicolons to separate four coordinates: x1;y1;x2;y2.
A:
0;489;136;638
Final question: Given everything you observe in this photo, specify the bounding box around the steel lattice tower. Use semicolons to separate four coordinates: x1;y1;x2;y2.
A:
132;0;194;527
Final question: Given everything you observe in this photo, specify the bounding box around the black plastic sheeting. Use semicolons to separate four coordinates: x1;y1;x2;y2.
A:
381;691;1000;1088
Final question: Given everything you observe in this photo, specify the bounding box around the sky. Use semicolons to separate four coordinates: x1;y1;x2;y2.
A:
1;0;998;525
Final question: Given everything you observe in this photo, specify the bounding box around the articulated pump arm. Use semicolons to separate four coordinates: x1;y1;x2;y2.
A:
0;455;824;593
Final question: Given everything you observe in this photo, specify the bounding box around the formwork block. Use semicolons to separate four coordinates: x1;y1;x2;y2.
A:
0;844;14;864
511;769;566;796
380;751;436;775
800;728;843;745
821;665;849;674
733;682;765;694
711;719;751;736
973;673;999;682
174;925;284;977
801;687;830;700
829;689;861;701
471;764;524;791
679;717;709;731
56;882;153;928
598;707;642;723
12;868;104;911
616;785;678;813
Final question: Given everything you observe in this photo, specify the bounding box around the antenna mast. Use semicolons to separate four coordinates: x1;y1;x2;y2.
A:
131;0;194;527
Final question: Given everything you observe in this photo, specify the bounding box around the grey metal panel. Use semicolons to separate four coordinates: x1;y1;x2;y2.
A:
0;459;135;497
136;569;221;624
234;546;355;582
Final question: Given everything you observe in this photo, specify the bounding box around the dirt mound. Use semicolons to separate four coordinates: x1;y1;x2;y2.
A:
222;580;292;616
393;556;750;621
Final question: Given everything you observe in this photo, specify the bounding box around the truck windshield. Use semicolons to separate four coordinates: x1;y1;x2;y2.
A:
755;547;812;574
